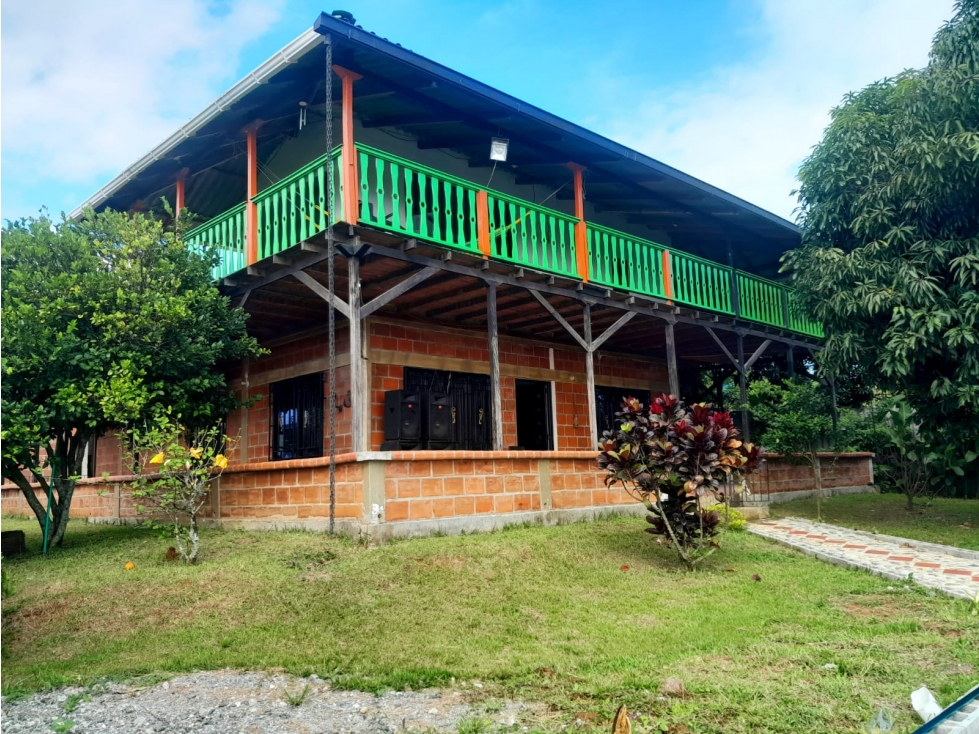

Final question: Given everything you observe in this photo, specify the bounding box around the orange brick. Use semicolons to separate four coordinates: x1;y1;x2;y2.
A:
443;477;465;496
463;476;485;495
433;498;455;517
485;476;504;494
454;496;475;515
494;495;515;513
432;461;456;476
409;461;432;477
386;500;409;521
410;499;434;519
397;478;421;498
421;478;443;497
475;496;494;513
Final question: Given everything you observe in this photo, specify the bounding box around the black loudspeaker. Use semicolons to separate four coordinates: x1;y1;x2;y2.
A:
381;390;423;450
425;392;455;448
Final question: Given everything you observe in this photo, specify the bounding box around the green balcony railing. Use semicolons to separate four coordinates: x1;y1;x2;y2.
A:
254;147;343;260
357;144;481;255
487;191;578;278
588;223;667;299
189;142;822;337
669;250;735;315
185;202;247;280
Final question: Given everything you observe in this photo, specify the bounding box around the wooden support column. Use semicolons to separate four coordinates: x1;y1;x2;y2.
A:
348;255;367;452
333;65;362;226
487;283;504;450
665;321;680;397
583;303;597;447
244;122;262;265
174;168;188;220
568;163;589;282
737;333;750;442
726;235;740;318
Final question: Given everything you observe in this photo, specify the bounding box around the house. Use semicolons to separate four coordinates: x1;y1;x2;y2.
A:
1;11;874;536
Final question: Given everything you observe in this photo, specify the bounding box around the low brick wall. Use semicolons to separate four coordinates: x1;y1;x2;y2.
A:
1;452;874;537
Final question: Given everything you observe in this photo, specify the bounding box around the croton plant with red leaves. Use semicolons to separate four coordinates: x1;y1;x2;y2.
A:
597;394;764;568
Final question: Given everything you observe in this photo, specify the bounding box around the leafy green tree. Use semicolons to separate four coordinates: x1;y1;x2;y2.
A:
746;378;835;520
1;209;261;548
784;0;979;472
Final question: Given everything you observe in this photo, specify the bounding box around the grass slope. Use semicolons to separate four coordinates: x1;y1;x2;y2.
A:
2;514;977;733
770;493;979;550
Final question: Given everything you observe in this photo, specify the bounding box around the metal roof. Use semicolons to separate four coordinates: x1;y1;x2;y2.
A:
72;11;800;275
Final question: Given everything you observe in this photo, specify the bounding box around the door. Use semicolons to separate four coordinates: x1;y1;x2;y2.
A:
515;379;553;451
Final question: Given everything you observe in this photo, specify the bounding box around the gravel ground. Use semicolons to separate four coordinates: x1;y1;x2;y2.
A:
1;670;543;734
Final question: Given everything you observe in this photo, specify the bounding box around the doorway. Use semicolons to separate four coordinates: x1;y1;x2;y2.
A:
514;379;553;451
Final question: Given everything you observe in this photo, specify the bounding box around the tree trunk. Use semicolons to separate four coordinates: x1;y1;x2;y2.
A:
188;515;200;565
813;453;823;522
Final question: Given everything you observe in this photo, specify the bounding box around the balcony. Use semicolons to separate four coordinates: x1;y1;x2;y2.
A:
186;144;822;338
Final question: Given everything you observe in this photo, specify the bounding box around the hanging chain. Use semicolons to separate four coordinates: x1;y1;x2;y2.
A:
325;38;337;535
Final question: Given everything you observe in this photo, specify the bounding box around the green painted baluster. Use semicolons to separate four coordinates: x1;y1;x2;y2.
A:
442;180;453;247
528;210;540;267
467;189;477;250
429;175;441;243
297;176;307;243
374;156;386;227
317;163;326;232
418;171;429;239
359;151;370;223
392;163;404;232
454;183;464;248
403;168;415;235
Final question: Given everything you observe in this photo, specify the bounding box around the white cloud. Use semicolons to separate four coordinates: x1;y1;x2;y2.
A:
597;0;956;221
1;0;284;202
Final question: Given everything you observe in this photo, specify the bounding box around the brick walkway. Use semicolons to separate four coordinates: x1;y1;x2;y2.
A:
749;518;979;600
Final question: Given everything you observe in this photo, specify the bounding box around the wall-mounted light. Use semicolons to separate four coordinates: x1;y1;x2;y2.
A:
489;137;509;162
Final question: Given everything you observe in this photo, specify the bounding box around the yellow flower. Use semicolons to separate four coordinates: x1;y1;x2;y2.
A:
124;561;135;570
214;454;228;469
149;452;165;465
189;447;203;459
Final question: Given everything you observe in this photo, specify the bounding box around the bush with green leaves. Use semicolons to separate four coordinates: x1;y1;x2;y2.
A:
784;0;979;477
705;504;747;531
127;415;234;564
598;394;764;568
1;209;262;548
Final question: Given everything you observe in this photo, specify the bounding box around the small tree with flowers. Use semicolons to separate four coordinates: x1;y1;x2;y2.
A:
127;414;234;564
598;394;764;568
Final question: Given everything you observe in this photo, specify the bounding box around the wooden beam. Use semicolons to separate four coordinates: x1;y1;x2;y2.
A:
665;321;680;397
704;326;743;374
590;311;636;352
291;271;351;320
584;304;597;447
348;255;366;452
359;266;437;318
528;290;588;350
487;283;504;450
744;339;772;370
737;333;750;442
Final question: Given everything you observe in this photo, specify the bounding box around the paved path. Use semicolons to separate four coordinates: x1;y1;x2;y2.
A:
749;517;979;600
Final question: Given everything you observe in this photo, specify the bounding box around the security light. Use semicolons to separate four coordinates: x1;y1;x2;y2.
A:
489;138;509;162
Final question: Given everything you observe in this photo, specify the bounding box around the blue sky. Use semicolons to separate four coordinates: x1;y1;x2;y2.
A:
1;0;955;222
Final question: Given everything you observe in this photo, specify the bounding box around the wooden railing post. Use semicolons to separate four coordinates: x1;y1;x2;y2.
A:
174;168;188;220
244;121;262;266
333;65;362;226
662;249;674;304
568;163;589;282
476;190;491;258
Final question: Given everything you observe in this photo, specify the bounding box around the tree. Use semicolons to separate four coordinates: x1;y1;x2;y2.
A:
784;0;979;474
598;395;764;569
128;415;233;564
745;378;834;520
1;209;262;548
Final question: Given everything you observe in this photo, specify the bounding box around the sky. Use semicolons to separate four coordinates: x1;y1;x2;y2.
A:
0;0;957;223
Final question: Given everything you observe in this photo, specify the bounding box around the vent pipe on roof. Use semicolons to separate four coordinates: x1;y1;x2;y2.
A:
331;10;356;24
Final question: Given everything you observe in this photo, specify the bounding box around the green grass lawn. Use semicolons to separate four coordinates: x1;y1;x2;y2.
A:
769;493;979;550
2;514;977;734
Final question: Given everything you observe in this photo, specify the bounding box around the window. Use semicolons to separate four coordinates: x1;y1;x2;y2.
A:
595;386;651;440
270;373;324;461
81;437;97;479
402;367;492;450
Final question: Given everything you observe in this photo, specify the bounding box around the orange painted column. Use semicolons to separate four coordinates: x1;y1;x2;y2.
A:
662;249;674;303
174;169;187;219
476;190;491;258
568;163;589;282
245;122;262;265
333;65;363;226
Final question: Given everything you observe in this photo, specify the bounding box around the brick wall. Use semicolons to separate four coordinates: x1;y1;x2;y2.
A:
753;453;874;496
218;461;362;521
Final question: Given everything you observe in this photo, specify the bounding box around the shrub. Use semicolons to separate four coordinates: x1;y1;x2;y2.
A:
705;504;746;531
127;414;235;564
598;394;764;568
